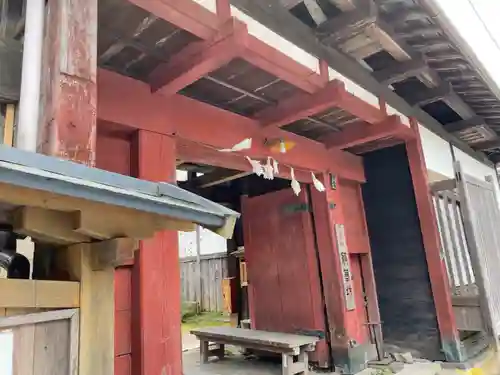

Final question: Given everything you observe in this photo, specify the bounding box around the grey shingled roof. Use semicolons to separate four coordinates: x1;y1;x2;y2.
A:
0;145;239;231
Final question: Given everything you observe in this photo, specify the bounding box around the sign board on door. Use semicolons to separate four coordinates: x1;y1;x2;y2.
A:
335;224;356;311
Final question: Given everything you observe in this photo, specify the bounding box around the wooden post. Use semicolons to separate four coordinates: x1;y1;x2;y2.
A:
131;130;182;375
65;243;115;375
196;225;202;311
309;178;350;345
39;0;97;165
405;118;462;361
3;104;15;146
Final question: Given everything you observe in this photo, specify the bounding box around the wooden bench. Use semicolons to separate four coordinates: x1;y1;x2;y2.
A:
191;326;318;375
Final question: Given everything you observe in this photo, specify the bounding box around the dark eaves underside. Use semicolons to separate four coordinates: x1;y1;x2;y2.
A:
230;0;495;166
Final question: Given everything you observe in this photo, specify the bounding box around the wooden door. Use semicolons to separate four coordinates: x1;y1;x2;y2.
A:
242;189;330;367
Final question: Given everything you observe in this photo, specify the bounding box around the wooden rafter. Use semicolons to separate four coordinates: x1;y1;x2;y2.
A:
192;169;252;188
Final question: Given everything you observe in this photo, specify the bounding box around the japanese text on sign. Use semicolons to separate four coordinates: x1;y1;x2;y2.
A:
335;224;356;311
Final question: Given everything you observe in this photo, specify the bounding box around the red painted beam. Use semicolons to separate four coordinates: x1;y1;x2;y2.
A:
243;38;323;94
129;0;325;94
405;118;461;358
338;90;386;124
127;0;218;39
149;18;248;96
177;139;315;183
348;138;406;155
97;69;365;182
253;79;387;134
322;115;414;149
254;80;344;129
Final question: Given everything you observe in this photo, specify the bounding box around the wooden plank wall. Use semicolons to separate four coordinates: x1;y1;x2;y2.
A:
362;144;443;360
180;253;228;312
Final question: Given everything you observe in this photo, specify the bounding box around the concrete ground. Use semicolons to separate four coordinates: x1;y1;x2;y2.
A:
183;348;485;375
183;332;201;352
183;349;285;375
182;338;500;375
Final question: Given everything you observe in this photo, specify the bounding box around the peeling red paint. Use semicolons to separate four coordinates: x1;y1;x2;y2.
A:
39;0;97;166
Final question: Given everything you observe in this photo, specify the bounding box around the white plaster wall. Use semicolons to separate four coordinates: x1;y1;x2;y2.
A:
178;227;227;258
418;124;454;181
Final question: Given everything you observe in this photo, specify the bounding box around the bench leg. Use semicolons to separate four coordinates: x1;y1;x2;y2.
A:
297;349;309;375
282;353;293;375
200;340;209;364
282;350;309;375
213;344;225;360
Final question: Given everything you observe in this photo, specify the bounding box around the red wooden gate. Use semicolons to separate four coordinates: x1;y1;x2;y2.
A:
242;189;330;366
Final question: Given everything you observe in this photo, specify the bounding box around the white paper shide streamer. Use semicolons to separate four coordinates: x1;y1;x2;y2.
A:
245;156;263;176
311;172;325;192
262;157;275;180
290;167;301;196
219;138;252;152
272;159;279;175
218;138;320;197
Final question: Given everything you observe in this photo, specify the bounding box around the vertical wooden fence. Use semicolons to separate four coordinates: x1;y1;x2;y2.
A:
180;252;228;312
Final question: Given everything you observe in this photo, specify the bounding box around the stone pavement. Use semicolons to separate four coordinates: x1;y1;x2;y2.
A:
182;347;500;375
183;349;285;375
183;332;201;352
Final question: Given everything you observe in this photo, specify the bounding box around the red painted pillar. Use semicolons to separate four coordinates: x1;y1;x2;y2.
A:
310;176;348;344
310;175;368;372
405;118;462;361
96;133;134;375
131;130;182;375
39;0;97;165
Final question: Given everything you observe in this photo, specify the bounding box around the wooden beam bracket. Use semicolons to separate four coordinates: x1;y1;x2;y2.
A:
149;17;248;96
406;82;452;107
254;80;344;130
445;116;486;133
317;0;378;43
472;138;500;151
91;237;139;270
406;83;475;119
373;58;429;85
322;115;412;149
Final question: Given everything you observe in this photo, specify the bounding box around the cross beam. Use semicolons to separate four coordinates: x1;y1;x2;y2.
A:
321;115;414;149
98;69;366;182
191;169;252;188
